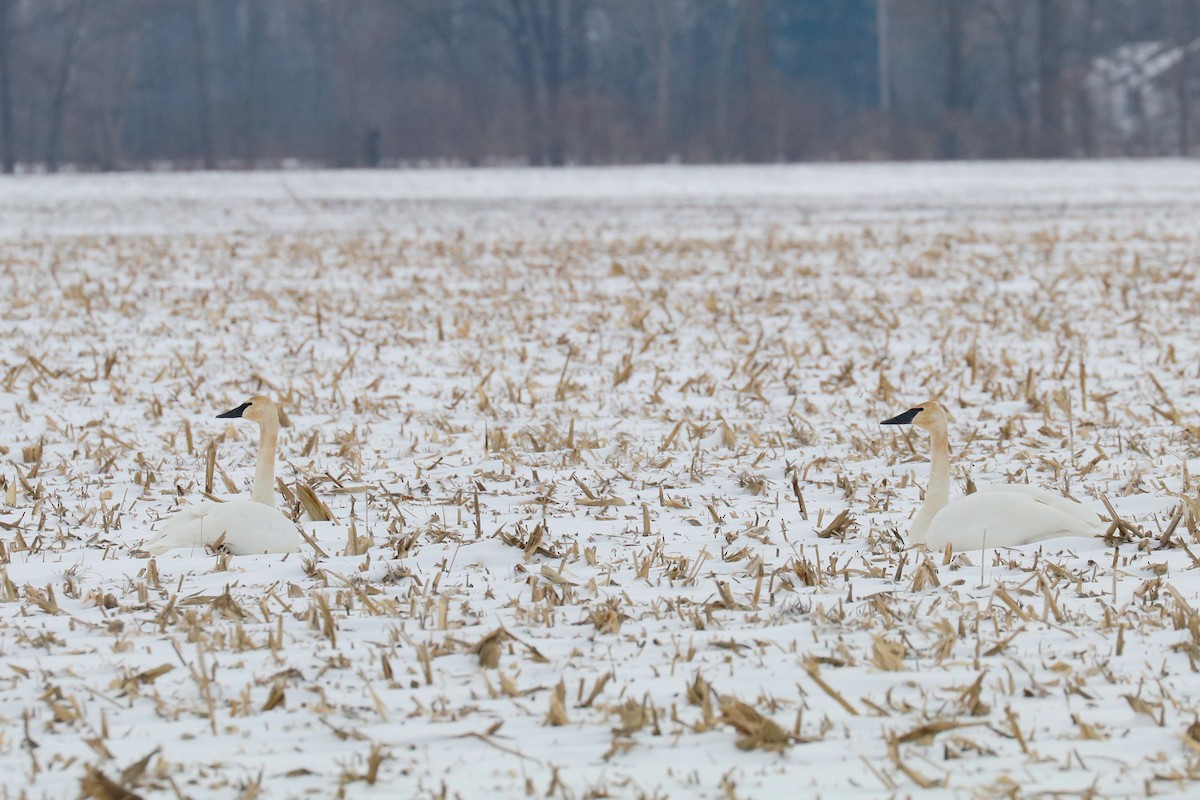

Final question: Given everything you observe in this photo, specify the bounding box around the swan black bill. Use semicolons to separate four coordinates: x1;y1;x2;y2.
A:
881;407;923;425
217;402;252;419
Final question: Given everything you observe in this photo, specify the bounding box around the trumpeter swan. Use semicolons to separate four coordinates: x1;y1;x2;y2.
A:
881;400;1104;551
143;396;301;556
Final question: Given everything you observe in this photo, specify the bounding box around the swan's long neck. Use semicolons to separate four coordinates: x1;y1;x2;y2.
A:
911;419;951;544
251;418;279;505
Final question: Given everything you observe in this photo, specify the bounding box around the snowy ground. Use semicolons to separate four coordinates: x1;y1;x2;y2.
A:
2;161;1200;798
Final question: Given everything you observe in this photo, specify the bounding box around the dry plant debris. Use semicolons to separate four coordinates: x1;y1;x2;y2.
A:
0;164;1198;797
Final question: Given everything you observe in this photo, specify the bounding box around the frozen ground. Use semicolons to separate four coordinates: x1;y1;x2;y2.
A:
1;161;1200;798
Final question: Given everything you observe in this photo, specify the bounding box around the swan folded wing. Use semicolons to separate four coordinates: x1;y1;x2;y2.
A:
926;489;1103;551
223;501;302;555
142;500;224;555
971;484;1103;529
143;499;300;556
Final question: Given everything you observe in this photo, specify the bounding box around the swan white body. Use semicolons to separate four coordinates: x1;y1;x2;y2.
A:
883;401;1105;551
144;396;301;556
144;497;300;555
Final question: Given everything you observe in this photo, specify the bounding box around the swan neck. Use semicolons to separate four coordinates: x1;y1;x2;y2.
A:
251;417;278;505
912;421;951;543
926;423;952;507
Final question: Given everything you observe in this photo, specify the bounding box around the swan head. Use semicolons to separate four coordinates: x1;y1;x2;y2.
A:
880;400;946;432
217;395;289;428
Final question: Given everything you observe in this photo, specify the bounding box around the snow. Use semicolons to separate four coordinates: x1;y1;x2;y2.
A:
4;159;1200;237
2;162;1200;798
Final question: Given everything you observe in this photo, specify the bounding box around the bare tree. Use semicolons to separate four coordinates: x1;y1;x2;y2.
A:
46;0;88;172
651;3;674;161
0;0;1194;170
1173;0;1197;155
496;0;546;164
709;3;740;161
239;0;268;165
939;1;968;158
402;0;490;165
982;0;1032;154
1072;0;1098;157
191;0;216;169
563;0;589;161
741;0;772;161
0;0;13;173
487;0;586;165
1037;0;1064;157
531;0;565;165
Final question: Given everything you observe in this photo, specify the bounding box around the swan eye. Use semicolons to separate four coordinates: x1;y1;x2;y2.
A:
881;407;923;425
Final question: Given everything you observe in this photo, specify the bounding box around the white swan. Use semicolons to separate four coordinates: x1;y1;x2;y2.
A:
143;396;301;556
880;400;1104;551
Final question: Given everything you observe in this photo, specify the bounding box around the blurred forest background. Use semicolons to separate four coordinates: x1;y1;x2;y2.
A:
1;0;1198;171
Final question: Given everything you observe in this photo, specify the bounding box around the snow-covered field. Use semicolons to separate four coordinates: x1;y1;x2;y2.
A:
3;161;1200;798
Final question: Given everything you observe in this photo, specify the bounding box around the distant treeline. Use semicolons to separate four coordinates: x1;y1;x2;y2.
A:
0;0;1197;172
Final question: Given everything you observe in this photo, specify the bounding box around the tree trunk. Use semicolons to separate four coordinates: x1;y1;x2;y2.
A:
939;2;966;159
982;0;1032;156
564;0;589;163
1175;0;1196;156
507;0;545;165
47;0;88;173
192;0;217;170
419;3;485;165
877;0;890;111
1037;0;1064;157
1073;0;1097;157
537;0;565;166
741;0;772;162
713;16;739;161
241;0;267;165
653;3;673;161
0;0;14;174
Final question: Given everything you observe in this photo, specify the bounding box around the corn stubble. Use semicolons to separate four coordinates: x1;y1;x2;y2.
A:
0;178;1197;797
